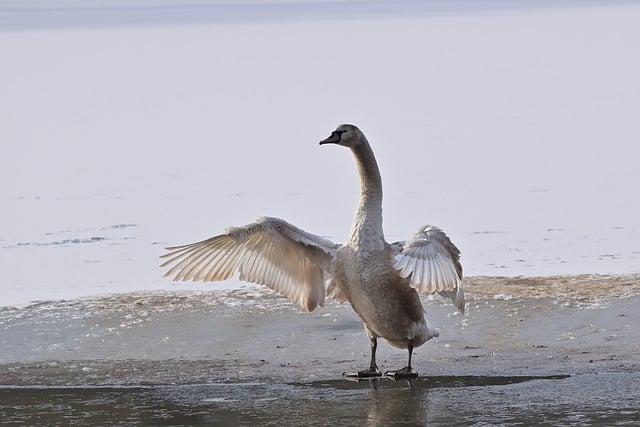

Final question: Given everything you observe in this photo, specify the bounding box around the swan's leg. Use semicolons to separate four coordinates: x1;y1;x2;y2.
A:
384;339;418;379
343;337;382;378
365;337;382;375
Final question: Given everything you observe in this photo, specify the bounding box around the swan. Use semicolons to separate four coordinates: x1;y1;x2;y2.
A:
161;124;464;379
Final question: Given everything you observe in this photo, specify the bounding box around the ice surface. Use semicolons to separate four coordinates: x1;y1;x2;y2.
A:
1;1;639;306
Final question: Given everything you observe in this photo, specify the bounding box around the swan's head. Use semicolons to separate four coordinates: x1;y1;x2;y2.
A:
319;124;366;149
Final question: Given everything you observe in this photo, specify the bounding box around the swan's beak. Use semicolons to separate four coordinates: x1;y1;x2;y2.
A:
319;131;341;145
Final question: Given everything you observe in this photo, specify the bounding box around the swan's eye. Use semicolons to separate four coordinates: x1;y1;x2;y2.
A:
333;130;347;139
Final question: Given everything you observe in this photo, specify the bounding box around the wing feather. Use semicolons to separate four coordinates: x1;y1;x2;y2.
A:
392;225;465;312
203;247;228;281
431;256;442;291
178;243;218;281
396;255;411;278
412;256;424;287
161;217;338;311
423;255;432;288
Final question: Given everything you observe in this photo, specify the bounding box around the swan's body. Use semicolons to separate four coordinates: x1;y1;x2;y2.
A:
161;124;463;378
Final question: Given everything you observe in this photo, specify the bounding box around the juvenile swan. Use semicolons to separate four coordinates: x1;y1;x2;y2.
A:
161;124;464;378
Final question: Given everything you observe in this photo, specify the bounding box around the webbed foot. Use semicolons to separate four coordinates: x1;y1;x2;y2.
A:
384;366;418;379
343;367;382;378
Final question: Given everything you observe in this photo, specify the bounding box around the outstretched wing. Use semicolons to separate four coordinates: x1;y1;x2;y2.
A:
392;225;465;313
161;217;338;312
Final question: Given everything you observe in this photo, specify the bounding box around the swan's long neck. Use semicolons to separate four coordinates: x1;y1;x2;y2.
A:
348;140;385;252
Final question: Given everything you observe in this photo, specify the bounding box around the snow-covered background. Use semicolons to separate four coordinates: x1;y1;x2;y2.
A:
2;1;639;306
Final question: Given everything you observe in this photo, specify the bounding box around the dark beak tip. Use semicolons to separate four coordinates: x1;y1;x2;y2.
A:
319;135;340;145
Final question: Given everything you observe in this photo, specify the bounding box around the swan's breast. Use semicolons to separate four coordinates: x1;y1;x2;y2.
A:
334;246;428;347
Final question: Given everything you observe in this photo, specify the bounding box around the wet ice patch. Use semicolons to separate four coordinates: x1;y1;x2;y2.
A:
201;397;235;403
492;293;517;301
3;224;137;249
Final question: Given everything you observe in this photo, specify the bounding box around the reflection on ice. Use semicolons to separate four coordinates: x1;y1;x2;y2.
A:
0;373;637;425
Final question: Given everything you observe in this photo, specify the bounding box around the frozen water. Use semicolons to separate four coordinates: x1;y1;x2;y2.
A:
2;4;639;424
1;282;639;424
1;1;639;307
